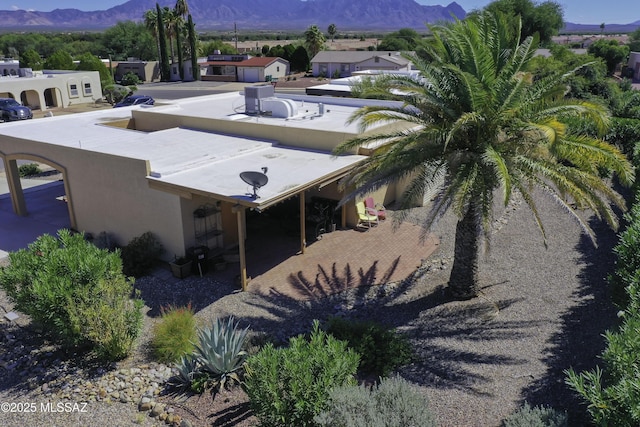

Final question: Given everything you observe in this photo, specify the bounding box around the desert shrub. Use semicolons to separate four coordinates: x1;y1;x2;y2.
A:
502;402;568;427
0;229;143;360
325;316;412;377
18;163;41;177
169;316;248;398
244;320;359;427
152;304;197;363
120;231;164;277
314;375;436;427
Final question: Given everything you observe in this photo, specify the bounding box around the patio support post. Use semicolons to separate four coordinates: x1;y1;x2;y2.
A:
235;205;249;291
300;192;306;254
4;158;27;216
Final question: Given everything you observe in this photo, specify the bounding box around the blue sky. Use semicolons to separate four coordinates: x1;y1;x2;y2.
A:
0;0;638;25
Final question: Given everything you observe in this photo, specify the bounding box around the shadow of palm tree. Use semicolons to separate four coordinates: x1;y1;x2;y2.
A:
518;216;620;425
265;257;401;300
240;262;541;394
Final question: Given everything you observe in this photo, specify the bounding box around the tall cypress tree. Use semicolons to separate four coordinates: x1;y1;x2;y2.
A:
188;14;199;81
176;24;184;80
156;3;171;82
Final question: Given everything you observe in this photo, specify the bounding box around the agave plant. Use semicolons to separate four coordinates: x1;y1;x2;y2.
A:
168;353;199;400
193;316;249;395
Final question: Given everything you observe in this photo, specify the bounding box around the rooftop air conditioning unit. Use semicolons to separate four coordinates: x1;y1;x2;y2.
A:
244;84;275;115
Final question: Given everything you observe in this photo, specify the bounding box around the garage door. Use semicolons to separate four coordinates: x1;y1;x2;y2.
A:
244;68;260;83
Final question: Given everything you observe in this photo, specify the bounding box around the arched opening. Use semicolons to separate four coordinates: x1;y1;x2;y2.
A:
0;152;75;252
44;88;62;108
20;90;40;110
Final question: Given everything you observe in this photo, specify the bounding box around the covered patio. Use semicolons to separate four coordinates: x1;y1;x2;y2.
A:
216;208;440;300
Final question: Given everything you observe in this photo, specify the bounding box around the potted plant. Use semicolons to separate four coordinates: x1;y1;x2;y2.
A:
169;255;192;279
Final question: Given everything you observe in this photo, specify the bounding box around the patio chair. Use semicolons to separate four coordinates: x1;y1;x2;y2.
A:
365;197;386;220
356;201;379;229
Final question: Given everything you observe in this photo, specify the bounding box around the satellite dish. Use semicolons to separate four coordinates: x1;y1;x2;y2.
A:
240;170;269;199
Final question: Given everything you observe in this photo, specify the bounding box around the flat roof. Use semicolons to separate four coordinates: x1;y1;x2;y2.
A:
0;93;376;209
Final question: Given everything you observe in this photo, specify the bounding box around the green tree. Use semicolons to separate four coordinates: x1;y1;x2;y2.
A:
304;25;326;59
290;45;310;72
102;21;156;61
482;0;564;44
588;39;630;75
201;40;236;55
629;27;640;52
19;48;42;70
334;12;634;299
377;28;423;51
187;14;199;81
43;50;74;70
328;23;337;42
76;52;113;87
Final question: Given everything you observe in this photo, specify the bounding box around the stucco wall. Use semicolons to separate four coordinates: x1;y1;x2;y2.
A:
0;134;186;260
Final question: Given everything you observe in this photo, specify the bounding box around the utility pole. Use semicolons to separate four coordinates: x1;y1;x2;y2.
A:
234;22;238;53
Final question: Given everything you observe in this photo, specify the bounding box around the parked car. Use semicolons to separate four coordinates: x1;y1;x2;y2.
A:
0;98;33;121
113;95;155;108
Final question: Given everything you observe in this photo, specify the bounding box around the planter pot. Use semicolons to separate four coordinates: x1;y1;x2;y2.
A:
170;260;193;279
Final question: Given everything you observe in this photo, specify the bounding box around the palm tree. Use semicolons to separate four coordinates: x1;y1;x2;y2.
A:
334;12;634;300
304;25;326;60
175;0;189;18
144;9;160;60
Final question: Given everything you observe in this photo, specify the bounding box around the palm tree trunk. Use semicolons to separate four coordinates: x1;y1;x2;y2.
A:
447;202;480;299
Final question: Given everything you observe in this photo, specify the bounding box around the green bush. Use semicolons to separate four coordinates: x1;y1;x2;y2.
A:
314;375;436;427
244;320;359;427
609;193;640;307
120;231;164;277
0;229;143;360
18;163;41;177
502;402;567;427
565;193;640;426
325;316;413;377
121;71;141;86
152;304;197;363
169;316;249;398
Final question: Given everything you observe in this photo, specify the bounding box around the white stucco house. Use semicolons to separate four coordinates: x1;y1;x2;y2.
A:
310;51;413;78
0;85;421;290
0;67;102;111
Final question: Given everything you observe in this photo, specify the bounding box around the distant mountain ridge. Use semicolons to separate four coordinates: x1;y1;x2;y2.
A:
0;0;467;31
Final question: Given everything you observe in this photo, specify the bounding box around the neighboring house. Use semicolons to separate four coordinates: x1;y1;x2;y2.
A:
310;51;413;78
201;53;289;83
114;60;160;83
306;70;421;97
629;52;640;81
0;69;102;110
0;85;420;290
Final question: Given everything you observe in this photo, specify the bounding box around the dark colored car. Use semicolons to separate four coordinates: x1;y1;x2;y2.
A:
113;95;155;108
0;98;33;121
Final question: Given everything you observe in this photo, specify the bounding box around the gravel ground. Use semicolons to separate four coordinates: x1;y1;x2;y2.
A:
0;189;621;426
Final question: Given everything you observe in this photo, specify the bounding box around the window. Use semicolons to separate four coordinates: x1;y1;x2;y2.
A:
374;57;380;63
340;63;349;72
68;83;78;97
83;82;92;96
277;66;280;72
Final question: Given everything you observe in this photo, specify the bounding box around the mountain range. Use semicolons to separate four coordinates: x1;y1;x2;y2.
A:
0;0;637;33
0;0;467;31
